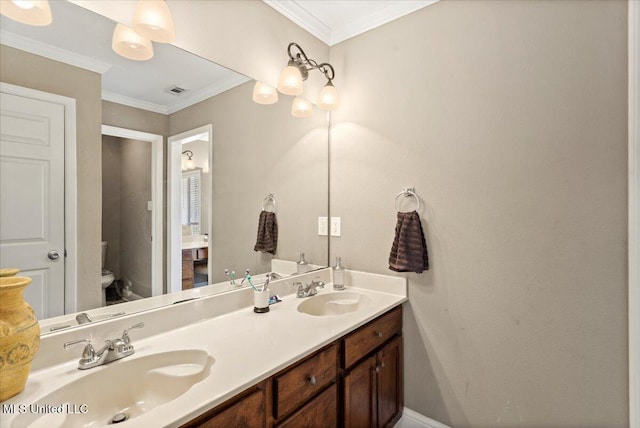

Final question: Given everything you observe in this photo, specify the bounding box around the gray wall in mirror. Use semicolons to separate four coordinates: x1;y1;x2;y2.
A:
0;20;329;324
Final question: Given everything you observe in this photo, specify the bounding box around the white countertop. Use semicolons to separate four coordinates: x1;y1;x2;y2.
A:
1;269;406;428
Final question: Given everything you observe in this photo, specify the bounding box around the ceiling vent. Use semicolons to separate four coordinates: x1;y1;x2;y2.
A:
167;85;187;96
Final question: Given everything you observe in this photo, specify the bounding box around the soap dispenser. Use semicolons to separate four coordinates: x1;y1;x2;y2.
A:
333;257;345;290
296;252;309;274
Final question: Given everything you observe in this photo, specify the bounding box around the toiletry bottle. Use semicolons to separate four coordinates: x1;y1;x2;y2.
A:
333;257;345;290
296;252;308;274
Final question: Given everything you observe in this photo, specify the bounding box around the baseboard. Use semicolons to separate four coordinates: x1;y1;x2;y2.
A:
401;407;451;428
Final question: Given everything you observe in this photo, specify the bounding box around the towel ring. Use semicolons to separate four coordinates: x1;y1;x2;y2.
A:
262;193;277;212
395;188;420;212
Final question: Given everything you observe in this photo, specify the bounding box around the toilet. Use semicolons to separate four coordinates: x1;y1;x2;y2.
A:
101;241;114;306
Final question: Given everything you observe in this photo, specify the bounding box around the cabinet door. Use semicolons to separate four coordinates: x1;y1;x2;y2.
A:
344;354;377;428
377;336;403;428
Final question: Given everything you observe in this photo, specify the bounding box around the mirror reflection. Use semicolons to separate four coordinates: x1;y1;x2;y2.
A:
0;0;328;333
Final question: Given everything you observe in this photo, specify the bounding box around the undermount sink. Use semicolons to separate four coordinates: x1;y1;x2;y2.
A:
297;292;372;316
12;349;214;428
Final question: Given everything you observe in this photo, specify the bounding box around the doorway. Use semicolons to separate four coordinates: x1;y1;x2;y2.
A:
167;125;213;293
101;125;163;299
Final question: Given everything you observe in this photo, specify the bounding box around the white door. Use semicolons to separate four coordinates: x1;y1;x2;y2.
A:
0;91;66;319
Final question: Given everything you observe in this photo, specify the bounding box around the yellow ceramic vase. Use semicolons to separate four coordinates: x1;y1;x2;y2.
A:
0;276;40;402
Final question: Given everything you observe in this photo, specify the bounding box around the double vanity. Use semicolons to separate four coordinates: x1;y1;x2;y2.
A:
1;269;406;428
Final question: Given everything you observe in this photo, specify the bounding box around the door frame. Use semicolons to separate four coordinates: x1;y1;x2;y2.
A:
101;125;164;297
167;124;213;293
629;1;639;426
0;81;78;313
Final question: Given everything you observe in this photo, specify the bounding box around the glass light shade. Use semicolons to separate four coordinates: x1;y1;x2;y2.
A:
185;159;195;170
112;24;154;61
132;0;176;43
0;0;51;26
252;82;278;105
291;97;313;118
318;83;340;111
277;66;303;96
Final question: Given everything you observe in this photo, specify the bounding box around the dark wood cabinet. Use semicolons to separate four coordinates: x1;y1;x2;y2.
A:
181;305;402;428
278;384;337;428
182;248;208;290
343;306;403;428
181;381;266;428
273;343;338;420
344;354;377;428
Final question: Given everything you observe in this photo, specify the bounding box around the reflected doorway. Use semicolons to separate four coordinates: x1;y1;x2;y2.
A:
101;125;163;305
168;125;213;293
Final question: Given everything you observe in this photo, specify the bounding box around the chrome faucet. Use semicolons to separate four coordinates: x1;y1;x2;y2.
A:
63;322;145;370
295;279;325;298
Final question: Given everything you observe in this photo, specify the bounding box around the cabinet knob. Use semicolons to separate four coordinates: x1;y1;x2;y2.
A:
374;331;383;338
375;366;380;373
308;375;317;386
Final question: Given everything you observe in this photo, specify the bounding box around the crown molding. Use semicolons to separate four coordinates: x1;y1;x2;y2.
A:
165;74;251;114
262;0;439;47
0;30;111;74
329;1;439;46
102;73;250;116
263;0;332;45
102;91;169;115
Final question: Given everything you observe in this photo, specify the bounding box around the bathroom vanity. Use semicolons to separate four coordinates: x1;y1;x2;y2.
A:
2;269;406;428
182;306;403;428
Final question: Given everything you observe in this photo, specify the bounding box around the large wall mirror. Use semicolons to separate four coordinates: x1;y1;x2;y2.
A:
0;0;329;334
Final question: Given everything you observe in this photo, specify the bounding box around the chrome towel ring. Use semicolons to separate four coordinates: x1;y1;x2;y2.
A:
395;187;420;212
262;193;277;212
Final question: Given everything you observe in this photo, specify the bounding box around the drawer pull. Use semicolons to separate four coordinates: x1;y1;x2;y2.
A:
374;331;383;338
308;376;317;386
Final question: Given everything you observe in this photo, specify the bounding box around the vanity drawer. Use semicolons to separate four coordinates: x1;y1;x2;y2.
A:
274;342;338;419
343;306;402;369
278;383;337;428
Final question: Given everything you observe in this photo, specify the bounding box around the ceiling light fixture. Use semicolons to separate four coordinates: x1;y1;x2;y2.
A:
276;42;339;113
112;23;154;61
132;0;176;43
252;82;278;105
0;0;52;26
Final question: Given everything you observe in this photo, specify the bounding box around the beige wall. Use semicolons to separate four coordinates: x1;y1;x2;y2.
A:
0;45;102;311
119;138;153;298
169;81;328;283
330;1;628;426
102;135;122;279
102;101;169;137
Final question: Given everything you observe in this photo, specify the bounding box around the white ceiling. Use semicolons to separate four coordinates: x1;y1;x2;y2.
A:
263;0;439;46
0;0;438;114
0;0;249;114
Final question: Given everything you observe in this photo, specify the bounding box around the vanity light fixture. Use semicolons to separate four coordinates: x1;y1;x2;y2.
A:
182;150;194;170
0;0;52;26
291;97;313;118
112;24;154;61
132;0;176;44
276;42;339;112
252;82;278;105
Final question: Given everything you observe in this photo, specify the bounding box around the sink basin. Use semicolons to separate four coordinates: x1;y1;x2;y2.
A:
12;349;214;428
297;292;372;316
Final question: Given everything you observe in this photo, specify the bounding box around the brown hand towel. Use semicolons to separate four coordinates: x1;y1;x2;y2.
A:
389;210;429;273
254;210;278;254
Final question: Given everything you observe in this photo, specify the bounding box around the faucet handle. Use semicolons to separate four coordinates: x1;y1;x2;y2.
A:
121;322;145;345
64;338;96;361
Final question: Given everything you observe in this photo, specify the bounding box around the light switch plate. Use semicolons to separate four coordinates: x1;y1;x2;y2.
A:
147;201;153;211
330;217;341;237
318;217;328;236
